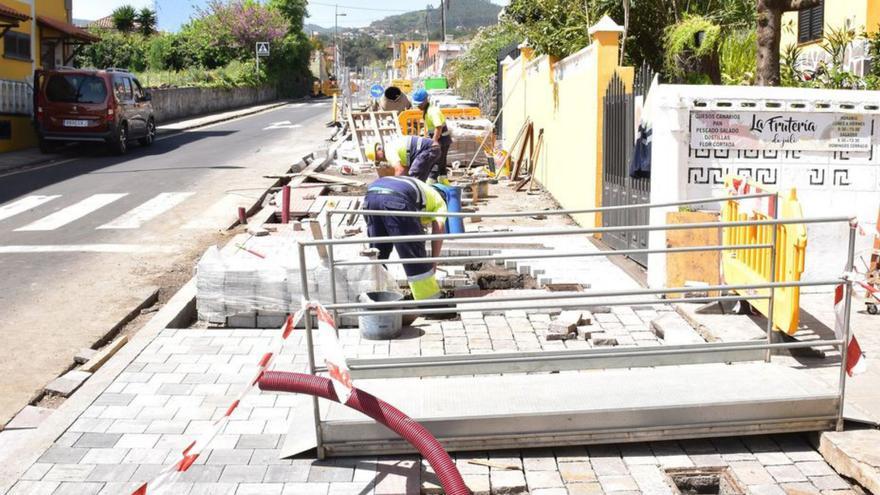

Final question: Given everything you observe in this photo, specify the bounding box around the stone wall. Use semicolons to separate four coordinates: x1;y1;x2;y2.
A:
149;85;278;123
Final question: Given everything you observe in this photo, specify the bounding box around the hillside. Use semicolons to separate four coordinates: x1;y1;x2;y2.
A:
370;0;501;38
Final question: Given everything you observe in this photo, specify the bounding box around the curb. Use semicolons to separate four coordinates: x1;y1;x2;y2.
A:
0;279;197;493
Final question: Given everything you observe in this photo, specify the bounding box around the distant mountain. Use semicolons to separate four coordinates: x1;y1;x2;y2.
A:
304;23;333;36
370;0;501;38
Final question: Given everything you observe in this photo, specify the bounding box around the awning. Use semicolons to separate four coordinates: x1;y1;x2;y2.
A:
0;4;30;26
37;15;99;43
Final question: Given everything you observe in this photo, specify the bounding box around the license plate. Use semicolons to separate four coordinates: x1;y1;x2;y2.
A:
63;119;89;127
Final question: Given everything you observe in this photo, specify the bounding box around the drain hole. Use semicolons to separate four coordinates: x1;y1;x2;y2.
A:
665;467;744;495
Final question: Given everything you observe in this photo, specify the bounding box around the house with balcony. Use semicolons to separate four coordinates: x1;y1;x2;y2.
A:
0;0;97;153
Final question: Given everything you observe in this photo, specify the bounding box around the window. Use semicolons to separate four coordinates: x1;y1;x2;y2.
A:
131;78;143;100
46;75;108;104
3;31;31;61
113;76;133;102
798;1;824;43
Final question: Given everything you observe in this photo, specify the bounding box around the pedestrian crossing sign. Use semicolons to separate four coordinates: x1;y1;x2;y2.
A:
256;42;270;57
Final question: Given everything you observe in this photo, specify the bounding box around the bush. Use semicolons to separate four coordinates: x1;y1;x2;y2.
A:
720;29;756;85
77;30;148;71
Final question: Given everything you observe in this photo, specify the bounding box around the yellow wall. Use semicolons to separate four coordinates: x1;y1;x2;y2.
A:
780;0;872;55
0;0;71;152
501;22;631;228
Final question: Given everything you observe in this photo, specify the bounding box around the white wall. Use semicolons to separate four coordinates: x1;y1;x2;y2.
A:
648;84;880;291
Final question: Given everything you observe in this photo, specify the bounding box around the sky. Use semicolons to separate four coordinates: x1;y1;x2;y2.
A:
73;1;509;33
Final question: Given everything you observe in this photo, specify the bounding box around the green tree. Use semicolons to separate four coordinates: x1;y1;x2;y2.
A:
111;5;137;33
268;0;308;32
77;29;147;71
447;23;518;102
136;7;157;36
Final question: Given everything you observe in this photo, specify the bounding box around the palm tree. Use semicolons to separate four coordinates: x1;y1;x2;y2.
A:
136;7;158;36
111;5;137;33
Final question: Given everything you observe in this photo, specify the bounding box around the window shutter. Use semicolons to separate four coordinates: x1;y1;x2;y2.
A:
810;2;824;40
798;9;811;43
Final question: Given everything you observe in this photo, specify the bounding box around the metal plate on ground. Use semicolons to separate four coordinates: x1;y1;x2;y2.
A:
317;362;838;455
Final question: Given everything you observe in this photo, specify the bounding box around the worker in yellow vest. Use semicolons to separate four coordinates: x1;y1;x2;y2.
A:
365;135;440;182
412;88;451;186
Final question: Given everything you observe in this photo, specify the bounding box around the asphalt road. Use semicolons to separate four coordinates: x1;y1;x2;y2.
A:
0;100;333;426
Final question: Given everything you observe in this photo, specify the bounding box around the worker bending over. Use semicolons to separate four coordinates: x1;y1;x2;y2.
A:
364;176;447;300
411;88;451;185
365;135;440;182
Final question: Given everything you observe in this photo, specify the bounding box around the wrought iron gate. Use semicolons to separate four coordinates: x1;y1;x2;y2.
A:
601;65;654;266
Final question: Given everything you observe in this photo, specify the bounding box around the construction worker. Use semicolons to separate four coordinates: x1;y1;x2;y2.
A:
411;88;451;185
364;176;447;301
365;136;440;182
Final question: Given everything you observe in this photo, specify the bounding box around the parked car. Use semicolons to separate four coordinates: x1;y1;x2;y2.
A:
33;67;155;155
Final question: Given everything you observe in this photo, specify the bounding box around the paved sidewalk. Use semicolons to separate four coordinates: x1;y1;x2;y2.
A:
0;99;292;175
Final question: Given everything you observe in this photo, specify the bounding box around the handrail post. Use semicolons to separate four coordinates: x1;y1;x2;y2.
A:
765;192;779;362
298;242;325;458
325;212;340;329
836;221;857;431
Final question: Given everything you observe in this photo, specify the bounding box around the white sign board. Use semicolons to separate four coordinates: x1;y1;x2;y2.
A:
256;42;270;57
690;111;871;152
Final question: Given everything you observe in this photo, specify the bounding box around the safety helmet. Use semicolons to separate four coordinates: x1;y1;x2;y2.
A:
412;88;428;105
365;147;377;162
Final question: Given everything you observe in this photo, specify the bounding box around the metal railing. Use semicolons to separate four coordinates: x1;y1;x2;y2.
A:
0;79;33;116
291;192;857;457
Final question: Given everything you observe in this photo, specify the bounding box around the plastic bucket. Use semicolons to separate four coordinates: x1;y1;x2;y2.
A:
359;291;404;340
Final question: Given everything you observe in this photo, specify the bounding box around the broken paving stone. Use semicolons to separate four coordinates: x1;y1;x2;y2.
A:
546;331;577;341
74;348;98;365
548;320;577;334
590;333;618;346
557;310;591;326
45;370;91;397
576;326;597;339
4;405;53;430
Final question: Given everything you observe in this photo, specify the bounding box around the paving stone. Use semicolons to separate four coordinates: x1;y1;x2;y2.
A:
490;469;527;494
218;464;267;483
525;470;564;489
208;448;253;465
236;434;281;449
749;484;787;495
53;481;104;495
781;482;822;495
309;460;355;482
530;489;567;495
237;483;285;494
590;333;618;346
7;480;62;495
650;313;703;344
598;474;639;492
45;370;92;397
282;482;330;494
463;474;490;495
80;448;129;465
808;475;850;490
178;465;224;483
767;465;808;483
251;449;295;466
745;436;781;453
566;482;604;495
553;446;589;463
558;462;597;483
689;453;727;467
591;457;628;476
794;462;835;477
629;465;676;495
73;433;122;449
265;464;311;483
523;452;558;471
21;462;53;481
730;461;775;485
5;405;53;430
713;438;757;461
42;464;96;482
86;463;138;482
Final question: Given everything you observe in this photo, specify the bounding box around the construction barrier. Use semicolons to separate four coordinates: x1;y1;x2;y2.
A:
721;176;807;335
399;107;482;136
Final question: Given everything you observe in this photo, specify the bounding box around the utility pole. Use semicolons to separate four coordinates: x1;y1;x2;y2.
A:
441;0;446;42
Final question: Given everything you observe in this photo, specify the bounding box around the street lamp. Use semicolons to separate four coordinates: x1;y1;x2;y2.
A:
335;6;347;78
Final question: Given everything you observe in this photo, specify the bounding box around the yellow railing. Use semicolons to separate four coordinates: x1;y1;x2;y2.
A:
721;176;807;335
399;107;482;137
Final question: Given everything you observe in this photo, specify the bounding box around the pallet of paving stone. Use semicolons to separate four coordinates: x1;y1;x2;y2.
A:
281;183;327;218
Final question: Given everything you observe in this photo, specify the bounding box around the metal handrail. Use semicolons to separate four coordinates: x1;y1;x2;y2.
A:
302;216;853;246
324;191;778;219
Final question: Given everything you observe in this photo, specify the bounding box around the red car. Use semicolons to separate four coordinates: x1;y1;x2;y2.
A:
33;67;155;155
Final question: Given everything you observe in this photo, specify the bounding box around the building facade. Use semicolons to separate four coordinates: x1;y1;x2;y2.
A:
780;0;879;77
0;0;97;152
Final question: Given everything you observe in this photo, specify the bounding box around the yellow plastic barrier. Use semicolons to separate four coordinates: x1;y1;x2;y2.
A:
720;176;807;335
399;107;482;137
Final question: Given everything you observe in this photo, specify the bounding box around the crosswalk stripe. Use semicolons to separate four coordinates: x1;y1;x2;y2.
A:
15;193;128;231
0;244;177;254
0;195;61;222
97;192;194;230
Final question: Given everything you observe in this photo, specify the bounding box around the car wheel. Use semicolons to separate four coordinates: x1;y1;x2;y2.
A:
139;119;156;146
112;124;128;155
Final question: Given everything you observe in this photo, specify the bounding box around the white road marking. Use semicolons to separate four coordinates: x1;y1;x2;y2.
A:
15;193;128;231
263;120;302;130
0;244;176;254
97;192;194;229
0;195;61;222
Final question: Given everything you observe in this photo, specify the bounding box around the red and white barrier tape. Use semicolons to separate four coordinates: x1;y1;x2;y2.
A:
132;300;353;495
